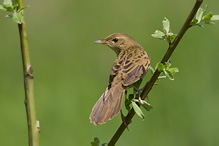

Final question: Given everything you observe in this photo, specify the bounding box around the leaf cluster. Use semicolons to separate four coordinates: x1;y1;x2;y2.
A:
151;18;177;43
126;61;179;120
156;60;179;81
0;0;28;23
91;137;107;146
191;6;219;27
125;85;153;120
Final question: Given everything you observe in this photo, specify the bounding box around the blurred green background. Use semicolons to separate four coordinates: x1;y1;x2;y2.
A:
0;0;219;145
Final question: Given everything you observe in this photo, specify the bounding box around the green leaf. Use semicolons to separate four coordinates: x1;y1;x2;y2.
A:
202;12;214;24
0;5;7;10
163;17;170;34
191;5;219;26
163;70;174;80
152;17;176;43
158;75;166;79
125;98;131;112
13;12;23;24
132;99;139;103
202;11;219;24
168;68;179;74
157;63;165;72
94;137;99;144
154;79;159;85
12;0;18;7
131;101;144;119
202;21;215;24
151;30;165;40
141;100;153;111
149;66;155;74
190;18;198;26
196;8;205;23
91;142;98;146
91;137;99;146
5;14;13;18
167;33;176;42
194;23;204;27
18;5;30;13
211;15;219;21
3;0;12;7
203;5;208;16
128;94;134;101
165;60;171;69
203;12;213;21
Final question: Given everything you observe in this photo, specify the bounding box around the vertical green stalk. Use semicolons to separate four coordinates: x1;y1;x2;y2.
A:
17;0;39;146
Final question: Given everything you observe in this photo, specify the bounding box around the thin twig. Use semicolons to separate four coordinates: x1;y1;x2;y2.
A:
17;1;39;146
108;0;203;145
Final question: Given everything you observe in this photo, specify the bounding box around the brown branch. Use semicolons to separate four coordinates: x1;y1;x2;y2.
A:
108;0;203;145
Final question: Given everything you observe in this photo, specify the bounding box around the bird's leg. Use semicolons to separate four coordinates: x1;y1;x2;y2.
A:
136;82;150;101
141;81;149;92
120;110;129;131
131;85;144;102
131;79;144;101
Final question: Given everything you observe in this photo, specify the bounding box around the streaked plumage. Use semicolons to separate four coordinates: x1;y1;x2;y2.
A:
90;33;150;125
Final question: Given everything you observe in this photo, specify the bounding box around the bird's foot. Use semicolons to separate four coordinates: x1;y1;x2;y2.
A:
132;85;144;100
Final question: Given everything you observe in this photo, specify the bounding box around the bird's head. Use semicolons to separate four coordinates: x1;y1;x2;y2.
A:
94;33;140;55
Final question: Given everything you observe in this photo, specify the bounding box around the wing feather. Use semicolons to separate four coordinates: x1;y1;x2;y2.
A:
122;48;150;87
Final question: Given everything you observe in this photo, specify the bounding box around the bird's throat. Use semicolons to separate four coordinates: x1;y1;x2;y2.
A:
110;47;121;56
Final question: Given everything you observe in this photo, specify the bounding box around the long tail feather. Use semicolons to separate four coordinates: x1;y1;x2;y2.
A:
89;83;125;125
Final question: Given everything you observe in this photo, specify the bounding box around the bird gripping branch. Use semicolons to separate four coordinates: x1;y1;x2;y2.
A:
90;33;150;125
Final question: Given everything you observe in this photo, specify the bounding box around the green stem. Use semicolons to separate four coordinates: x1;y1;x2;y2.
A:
108;0;203;145
17;1;39;146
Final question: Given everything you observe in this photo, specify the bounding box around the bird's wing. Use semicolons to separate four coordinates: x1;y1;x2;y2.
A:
108;53;125;88
122;50;150;87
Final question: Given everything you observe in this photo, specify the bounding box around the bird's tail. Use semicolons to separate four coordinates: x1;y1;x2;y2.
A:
89;83;125;125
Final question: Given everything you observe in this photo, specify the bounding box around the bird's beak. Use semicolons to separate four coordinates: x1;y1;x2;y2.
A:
93;40;108;44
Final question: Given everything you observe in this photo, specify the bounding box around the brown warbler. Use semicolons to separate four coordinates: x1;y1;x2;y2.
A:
90;33;150;125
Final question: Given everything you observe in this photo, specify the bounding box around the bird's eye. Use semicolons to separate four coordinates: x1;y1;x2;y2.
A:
112;38;119;43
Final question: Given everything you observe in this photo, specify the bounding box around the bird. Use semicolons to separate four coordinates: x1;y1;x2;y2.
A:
90;33;150;125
